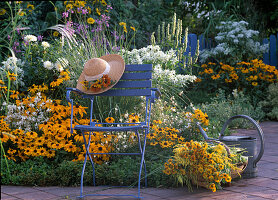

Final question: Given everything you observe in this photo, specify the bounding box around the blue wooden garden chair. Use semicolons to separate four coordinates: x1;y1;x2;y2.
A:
66;63;160;199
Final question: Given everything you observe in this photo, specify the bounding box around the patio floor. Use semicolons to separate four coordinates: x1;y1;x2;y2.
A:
1;121;278;200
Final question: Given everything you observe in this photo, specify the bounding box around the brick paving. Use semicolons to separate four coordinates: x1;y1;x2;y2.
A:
1;121;278;200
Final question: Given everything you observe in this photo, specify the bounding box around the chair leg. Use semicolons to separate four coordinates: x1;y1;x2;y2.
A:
80;131;96;198
136;130;147;187
137;129;147;198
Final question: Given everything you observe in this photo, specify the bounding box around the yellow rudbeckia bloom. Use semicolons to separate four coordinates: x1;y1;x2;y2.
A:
87;17;95;24
0;8;7;15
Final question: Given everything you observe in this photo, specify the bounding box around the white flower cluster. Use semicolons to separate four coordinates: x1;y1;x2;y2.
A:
24;35;37;42
151;98;187;130
1;57;25;86
153;64;196;87
42;41;50;49
122;45;178;66
199;20;269;64
43;57;68;72
121;45;195;87
181;1;222;19
3;92;50;132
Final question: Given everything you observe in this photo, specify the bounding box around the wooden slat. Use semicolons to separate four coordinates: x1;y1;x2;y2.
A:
189;33;197;56
114;80;152;88
96;88;152;96
198;34;205;51
121;72;152;80
263;38;269;65
270;35;277;66
207;38;212;49
125;64;152;71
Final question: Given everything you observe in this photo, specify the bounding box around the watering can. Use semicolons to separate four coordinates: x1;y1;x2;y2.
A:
197;115;264;178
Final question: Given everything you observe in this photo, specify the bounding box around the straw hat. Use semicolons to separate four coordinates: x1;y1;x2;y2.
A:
76;54;125;94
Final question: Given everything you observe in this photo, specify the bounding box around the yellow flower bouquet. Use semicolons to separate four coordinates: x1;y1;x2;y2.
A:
163;140;248;192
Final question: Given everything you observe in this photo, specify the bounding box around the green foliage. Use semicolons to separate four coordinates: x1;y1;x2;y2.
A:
259;83;278;120
1;156;174;188
109;0;174;48
0;1;57;60
1;157;56;186
197;89;265;129
203;0;266;38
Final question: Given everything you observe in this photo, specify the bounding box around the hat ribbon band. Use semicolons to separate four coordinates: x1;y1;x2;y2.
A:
84;62;111;81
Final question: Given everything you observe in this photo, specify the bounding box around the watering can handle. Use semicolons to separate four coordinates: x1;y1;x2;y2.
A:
219;115;264;168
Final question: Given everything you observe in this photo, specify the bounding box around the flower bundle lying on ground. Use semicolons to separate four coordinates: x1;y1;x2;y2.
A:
163;140;248;192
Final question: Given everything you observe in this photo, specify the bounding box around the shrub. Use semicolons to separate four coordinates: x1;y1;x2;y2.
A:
195;60;278;105
259;83;278;120
199;20;269;65
1;156;174;188
197;89;265;130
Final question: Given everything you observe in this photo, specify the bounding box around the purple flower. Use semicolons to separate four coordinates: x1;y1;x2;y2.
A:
8;35;10;40
112;31;119;41
82;8;88;14
107;5;113;10
62;12;69;18
112;46;120;51
37;35;43;41
16;28;20;34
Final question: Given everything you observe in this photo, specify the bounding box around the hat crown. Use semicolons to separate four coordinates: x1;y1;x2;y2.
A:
84;58;108;76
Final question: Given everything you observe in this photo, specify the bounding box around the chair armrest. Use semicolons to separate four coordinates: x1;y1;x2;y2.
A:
66;87;83;102
66;87;83;134
150;88;161;103
151;88;162;101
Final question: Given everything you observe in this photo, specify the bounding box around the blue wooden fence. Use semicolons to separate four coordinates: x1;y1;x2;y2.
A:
185;33;278;67
263;33;278;67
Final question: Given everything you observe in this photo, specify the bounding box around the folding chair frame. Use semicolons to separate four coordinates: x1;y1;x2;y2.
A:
66;64;160;199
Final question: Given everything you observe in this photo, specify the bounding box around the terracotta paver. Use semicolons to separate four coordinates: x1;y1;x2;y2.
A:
1;121;278;200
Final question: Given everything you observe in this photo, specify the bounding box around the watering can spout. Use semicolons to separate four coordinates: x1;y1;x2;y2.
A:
196;122;215;141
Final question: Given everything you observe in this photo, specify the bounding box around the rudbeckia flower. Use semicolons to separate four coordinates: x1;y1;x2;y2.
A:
105;117;115;123
87;17;95;24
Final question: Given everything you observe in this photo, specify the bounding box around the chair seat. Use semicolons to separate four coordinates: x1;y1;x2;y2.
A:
74;124;148;132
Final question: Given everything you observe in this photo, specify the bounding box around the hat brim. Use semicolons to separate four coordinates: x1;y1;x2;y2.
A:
76;54;125;94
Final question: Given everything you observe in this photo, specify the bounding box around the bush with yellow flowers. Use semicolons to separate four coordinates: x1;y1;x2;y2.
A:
1;69;121;165
146;107;209;150
163;140;248;192
195;59;278;103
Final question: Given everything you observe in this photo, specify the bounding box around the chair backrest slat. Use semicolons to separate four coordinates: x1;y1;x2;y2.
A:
95;88;151;96
114;80;152;88
121;72;152;80
125;64;152;71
